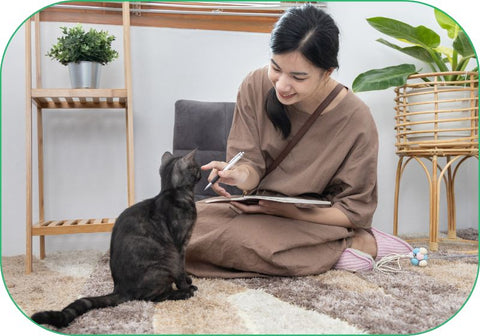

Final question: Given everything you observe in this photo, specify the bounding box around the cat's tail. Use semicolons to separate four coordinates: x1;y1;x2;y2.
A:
31;292;126;328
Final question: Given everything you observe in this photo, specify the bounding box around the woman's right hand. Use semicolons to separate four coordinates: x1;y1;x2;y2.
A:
201;161;251;197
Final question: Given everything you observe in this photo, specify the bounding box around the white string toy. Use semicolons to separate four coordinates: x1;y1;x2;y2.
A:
374;247;429;274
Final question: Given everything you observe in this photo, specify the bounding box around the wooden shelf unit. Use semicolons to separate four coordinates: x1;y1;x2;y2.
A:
25;2;134;273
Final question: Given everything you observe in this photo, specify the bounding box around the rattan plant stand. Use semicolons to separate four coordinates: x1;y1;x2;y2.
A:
393;71;478;251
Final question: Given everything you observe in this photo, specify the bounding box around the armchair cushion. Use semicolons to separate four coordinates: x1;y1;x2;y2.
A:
173;99;240;200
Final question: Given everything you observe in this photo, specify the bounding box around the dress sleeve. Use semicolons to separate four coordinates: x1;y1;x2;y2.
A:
328;111;379;229
226;71;267;181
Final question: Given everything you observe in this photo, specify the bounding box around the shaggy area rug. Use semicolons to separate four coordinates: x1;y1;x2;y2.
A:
2;230;478;334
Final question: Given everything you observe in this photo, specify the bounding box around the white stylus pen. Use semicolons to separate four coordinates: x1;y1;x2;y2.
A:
204;151;245;191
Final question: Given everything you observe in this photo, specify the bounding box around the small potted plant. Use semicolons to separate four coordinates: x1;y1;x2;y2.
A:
352;9;478;142
46;24;119;89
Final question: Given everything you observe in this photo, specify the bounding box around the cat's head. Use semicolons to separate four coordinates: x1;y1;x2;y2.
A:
160;149;201;190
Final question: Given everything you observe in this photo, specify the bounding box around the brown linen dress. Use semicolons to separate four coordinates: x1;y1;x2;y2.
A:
185;66;378;278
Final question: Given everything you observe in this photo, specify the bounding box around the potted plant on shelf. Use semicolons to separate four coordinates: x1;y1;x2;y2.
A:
352;9;478;143
46;24;119;89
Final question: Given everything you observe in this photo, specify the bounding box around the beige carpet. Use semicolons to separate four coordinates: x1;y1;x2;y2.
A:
2;230;478;334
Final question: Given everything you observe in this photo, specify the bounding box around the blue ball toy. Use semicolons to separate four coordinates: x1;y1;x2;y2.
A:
410;247;428;267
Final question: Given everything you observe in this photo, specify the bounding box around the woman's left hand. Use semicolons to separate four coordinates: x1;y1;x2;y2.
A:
231;200;299;218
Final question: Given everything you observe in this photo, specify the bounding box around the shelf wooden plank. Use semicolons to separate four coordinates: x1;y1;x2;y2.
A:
63;219;79;226
32;88;127;98
32;218;115;235
35;100;127;109
31;88;129;109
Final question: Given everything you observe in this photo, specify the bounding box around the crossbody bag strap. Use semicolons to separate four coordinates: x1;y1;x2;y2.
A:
263;83;345;178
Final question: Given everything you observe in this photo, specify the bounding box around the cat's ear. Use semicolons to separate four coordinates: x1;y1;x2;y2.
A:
160;151;175;176
162;151;174;163
183;149;197;162
161;151;174;167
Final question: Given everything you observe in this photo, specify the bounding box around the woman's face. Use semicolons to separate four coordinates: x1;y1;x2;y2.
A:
268;51;329;108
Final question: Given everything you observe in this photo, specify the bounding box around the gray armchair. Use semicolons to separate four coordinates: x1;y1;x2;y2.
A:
173;99;241;200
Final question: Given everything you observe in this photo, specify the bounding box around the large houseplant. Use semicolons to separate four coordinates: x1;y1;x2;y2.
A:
353;9;478;142
352;9;477;92
46;24;119;88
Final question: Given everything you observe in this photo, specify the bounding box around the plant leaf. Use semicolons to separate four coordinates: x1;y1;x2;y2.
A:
434;9;459;39
453;31;475;58
367;17;440;48
434;46;455;66
376;38;435;63
434;46;454;59
352;64;417;92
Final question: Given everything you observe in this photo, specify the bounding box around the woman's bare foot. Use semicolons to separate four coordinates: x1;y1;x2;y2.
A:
351;229;377;259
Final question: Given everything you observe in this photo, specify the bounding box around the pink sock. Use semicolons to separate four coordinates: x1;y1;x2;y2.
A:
334;248;374;272
371;228;413;261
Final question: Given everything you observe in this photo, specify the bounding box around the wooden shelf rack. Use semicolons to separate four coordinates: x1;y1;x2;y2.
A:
25;2;134;273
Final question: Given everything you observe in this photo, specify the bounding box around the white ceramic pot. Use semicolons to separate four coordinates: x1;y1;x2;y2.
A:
68;61;101;88
406;86;477;141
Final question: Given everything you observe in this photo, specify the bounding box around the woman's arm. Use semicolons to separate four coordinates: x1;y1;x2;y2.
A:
231;200;354;228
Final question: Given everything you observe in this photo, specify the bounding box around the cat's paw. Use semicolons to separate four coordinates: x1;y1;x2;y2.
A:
167;288;195;301
189;284;198;292
185;275;193;285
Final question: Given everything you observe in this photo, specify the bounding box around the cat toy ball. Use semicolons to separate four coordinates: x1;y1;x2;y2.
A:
409;247;429;267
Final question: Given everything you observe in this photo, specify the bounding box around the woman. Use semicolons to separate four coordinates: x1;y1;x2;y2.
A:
185;5;411;278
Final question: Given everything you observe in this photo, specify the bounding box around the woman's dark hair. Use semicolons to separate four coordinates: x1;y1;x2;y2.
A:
266;4;340;138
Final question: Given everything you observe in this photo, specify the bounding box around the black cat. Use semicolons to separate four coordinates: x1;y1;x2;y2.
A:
31;150;201;328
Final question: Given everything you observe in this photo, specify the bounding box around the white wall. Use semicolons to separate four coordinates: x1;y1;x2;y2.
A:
1;2;478;256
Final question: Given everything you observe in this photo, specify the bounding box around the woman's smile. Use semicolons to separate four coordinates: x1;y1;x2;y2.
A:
278;91;297;100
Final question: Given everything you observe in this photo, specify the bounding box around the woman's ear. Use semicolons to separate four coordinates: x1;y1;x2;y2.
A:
322;67;334;79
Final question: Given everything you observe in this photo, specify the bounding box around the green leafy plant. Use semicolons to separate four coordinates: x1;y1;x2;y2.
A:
353;9;477;92
46;24;119;66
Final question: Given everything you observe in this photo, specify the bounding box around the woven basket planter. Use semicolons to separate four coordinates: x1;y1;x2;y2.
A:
394;71;478;155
